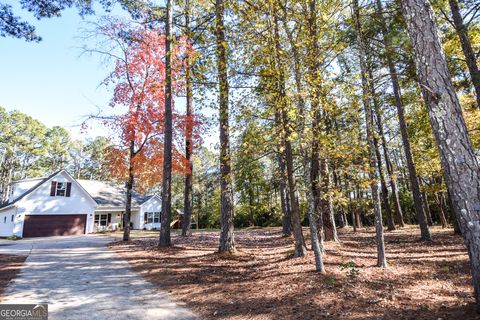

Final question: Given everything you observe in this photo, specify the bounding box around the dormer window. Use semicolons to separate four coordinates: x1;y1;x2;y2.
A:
56;182;66;196
50;181;72;197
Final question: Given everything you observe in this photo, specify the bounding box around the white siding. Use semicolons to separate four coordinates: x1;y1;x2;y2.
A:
0;207;22;237
16;171;97;234
9;179;43;202
131;211;142;229
138;196;162;230
92;210;124;232
1;171;162;236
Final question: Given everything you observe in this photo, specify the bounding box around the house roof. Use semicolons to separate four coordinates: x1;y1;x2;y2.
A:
0;170;62;210
77;180;153;208
0;171;155;211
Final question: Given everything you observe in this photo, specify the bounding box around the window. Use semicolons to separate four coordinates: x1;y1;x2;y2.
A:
56;182;66;196
94;214;112;226
11;215;13;222
50;181;71;197
145;212;160;224
147;212;153;224
3;216;6;223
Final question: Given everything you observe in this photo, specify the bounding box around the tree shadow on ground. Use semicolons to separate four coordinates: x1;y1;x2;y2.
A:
111;226;477;320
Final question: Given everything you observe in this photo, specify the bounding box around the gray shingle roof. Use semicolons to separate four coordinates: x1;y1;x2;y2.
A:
77;180;152;207
0;171;153;210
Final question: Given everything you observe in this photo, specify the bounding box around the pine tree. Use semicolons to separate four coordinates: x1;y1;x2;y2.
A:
401;0;480;307
216;0;235;253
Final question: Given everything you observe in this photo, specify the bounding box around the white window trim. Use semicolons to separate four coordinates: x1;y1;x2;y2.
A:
146;212;160;224
94;213;111;226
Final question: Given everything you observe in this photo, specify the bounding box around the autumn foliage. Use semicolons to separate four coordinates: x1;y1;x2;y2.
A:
99;21;201;192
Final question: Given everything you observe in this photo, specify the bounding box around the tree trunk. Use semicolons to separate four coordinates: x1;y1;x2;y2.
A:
309;151;326;272
273;15;306;257
355;211;362;228
0;151;14;204
306;111;325;271
306;0;326;269
446;188;462;235
346;177;357;232
298;0;336;245
182;0;194;237
422;190;433;226
368;67;396;231
350;199;357;232
276;107;292;236
371;69;405;227
123;140;135;242
353;0;387;268
373;127;395;231
375;0;430;240
320;159;338;241
401;0;480;308
354;183;363;229
279;135;292;236
333;168;348;228
248;178;255;225
281;9;304;239
216;0;235;253
159;0;174;247
283;117;307;257
449;0;480;107
436;192;448;228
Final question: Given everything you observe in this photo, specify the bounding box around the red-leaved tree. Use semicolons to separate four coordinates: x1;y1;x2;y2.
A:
93;19;199;241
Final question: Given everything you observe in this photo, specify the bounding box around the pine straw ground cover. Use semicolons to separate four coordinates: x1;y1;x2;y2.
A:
110;226;480;320
0;254;26;302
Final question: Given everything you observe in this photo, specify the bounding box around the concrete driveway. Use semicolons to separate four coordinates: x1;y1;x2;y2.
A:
0;235;197;320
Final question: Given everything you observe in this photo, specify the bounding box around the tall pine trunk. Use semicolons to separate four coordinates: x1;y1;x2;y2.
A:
400;0;480;308
277;121;292;236
448;0;480;107
182;0;194;237
216;0;235;253
320;159;338;241
281;14;306;238
368;66;396;231
345;175;357;232
333;168;348;228
353;0;387;268
302;0;337;243
272;15;306;257
375;0;430;240
282;108;307;257
309;133;326;272
422;190;433;226
372;123;395;231
305;0;326;271
159;0;174;247
0;151;14;204
370;60;404;227
436;192;448;228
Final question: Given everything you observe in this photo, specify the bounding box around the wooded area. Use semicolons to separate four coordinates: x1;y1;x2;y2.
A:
2;0;480;314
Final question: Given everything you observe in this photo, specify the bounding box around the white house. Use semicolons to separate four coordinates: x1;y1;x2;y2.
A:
0;170;162;238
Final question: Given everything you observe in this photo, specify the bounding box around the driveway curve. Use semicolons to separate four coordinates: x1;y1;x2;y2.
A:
1;235;197;320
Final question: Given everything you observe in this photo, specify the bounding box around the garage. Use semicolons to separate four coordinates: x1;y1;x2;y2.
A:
23;214;87;237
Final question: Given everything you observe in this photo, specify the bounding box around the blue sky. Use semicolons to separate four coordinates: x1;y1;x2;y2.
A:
1;1;218;149
0;2;121;140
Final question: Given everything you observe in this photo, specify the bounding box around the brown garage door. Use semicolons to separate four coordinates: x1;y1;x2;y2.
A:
23;214;86;238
